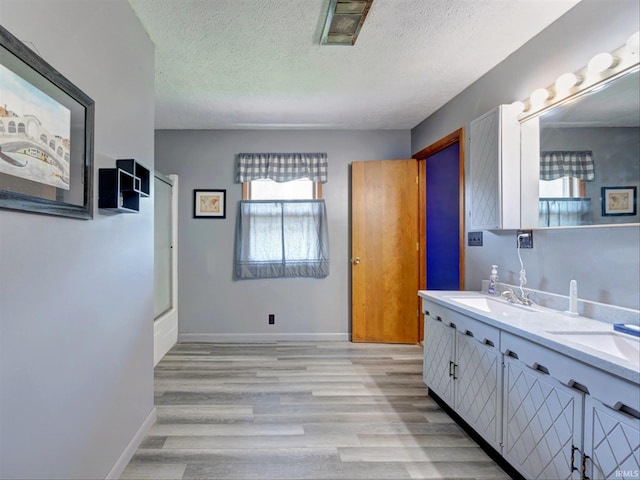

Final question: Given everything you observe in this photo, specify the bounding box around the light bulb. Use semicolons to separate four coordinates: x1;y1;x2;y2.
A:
555;72;580;93
510;101;525;114
588;52;616;73
530;88;551;106
627;31;640;54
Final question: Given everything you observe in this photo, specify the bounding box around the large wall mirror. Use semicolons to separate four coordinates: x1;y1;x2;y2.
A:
521;65;640;228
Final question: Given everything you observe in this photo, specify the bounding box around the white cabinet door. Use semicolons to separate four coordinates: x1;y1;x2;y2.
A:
469;105;520;230
423;314;455;405
503;355;582;480
455;332;502;452
584;396;640;480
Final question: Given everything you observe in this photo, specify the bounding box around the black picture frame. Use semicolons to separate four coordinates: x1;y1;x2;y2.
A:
601;186;637;217
0;24;94;219
193;189;226;219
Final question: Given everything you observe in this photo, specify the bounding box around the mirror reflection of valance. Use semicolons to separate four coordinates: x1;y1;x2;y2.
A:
540;151;594;181
237;153;328;183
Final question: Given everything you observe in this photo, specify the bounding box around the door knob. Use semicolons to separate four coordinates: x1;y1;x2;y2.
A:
352;257;361;265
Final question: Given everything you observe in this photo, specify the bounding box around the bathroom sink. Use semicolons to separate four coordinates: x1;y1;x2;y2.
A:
546;330;640;363
445;295;538;315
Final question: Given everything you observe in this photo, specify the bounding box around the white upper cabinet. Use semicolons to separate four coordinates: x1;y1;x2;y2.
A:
469;105;521;230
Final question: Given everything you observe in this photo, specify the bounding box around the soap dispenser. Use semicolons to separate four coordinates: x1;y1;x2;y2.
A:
488;265;498;295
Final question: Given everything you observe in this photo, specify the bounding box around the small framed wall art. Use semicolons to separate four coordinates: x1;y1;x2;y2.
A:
601;186;637;216
194;189;226;218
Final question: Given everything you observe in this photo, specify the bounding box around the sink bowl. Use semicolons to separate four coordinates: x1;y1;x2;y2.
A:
446;295;537;315
546;330;640;363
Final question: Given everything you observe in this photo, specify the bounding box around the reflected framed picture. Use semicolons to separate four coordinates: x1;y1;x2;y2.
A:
194;189;226;218
0;24;94;219
601;186;637;216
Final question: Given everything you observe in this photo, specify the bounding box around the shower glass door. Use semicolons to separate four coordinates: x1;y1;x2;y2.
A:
154;174;173;319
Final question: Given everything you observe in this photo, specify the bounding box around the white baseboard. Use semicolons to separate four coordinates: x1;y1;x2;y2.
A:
178;332;351;343
106;407;157;480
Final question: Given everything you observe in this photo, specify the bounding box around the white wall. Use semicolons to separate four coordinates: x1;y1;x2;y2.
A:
0;1;155;478
155;129;410;341
411;0;640;310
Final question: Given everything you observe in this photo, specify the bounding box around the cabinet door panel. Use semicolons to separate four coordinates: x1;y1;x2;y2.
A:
584;396;640;480
503;356;582;480
423;315;454;405
455;332;502;451
469;105;520;230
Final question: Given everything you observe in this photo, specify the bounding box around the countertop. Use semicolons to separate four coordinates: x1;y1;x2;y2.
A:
418;290;640;385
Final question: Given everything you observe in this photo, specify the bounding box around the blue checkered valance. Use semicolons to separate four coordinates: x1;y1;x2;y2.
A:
237;153;328;183
540;151;595;181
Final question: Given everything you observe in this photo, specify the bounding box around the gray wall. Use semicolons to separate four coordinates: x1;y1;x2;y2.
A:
155;130;410;340
412;0;640;310
0;1;155;478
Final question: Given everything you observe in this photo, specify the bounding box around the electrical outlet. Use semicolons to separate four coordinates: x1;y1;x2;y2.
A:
468;231;483;246
268;314;275;325
517;230;533;248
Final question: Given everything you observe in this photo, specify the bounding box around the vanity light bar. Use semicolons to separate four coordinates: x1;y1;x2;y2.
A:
515;30;640;120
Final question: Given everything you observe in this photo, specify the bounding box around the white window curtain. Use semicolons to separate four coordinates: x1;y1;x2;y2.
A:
235;200;329;279
539;198;593;227
237;153;328;183
540;151;595;181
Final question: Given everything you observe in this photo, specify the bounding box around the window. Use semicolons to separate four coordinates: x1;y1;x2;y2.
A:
539;176;586;198
242;178;322;200
235;153;329;279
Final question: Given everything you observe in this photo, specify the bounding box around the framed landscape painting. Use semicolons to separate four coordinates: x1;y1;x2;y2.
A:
0;24;94;219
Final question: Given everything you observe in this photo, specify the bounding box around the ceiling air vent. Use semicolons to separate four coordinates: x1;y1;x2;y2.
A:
320;0;373;46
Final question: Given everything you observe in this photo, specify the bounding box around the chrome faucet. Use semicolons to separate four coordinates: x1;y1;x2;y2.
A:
501;288;534;306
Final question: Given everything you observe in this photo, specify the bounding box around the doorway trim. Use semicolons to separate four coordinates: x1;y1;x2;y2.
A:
413;128;465;338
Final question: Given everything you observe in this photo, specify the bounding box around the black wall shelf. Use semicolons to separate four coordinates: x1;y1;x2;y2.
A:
98;159;150;213
117;158;150;197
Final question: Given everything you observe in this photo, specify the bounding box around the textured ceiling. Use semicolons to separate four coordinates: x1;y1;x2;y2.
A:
127;0;581;130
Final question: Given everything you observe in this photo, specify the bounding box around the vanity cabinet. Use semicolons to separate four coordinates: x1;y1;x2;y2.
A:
421;293;640;480
423;309;455;405
469;105;521;230
502;354;583;480
502;330;640;480
584;396;640;480
423;300;502;451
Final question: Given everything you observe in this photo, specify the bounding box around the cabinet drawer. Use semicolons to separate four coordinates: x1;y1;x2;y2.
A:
448;308;500;348
422;299;450;325
502;331;639;412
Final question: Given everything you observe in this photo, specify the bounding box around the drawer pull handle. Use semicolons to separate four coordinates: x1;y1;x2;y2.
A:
569;380;589;394
425;310;430;316
507;350;519;359
533;363;550;375
435;315;442;322
582;452;591;480
449;322;456;329
570;445;579;473
465;330;474;337
483;339;495;347
612;402;640;420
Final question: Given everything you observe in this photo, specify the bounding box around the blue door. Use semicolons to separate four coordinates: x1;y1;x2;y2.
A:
426;142;461;290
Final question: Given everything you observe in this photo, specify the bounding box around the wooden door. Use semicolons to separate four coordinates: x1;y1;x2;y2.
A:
351;159;419;343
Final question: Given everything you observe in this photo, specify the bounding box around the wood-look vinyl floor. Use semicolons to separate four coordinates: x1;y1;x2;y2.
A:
121;342;510;480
